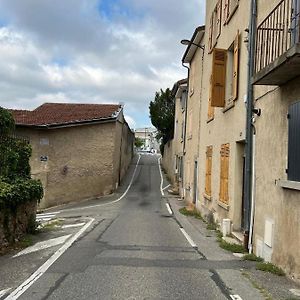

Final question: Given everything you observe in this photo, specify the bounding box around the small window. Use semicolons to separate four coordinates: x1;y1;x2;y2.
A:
287;101;300;182
181;90;187;110
209;0;222;52
205;146;213;197
219;143;230;204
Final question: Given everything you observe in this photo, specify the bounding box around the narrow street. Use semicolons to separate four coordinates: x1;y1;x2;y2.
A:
0;154;294;300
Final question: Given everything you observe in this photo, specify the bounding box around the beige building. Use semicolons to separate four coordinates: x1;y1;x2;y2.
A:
164;0;300;281
251;0;300;281
11;103;134;209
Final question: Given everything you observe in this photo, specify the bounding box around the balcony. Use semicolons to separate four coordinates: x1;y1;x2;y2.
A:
253;0;300;85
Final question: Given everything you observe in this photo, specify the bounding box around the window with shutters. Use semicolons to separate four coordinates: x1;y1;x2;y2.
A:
205;146;213;199
224;0;239;24
287;101;300;182
209;0;222;53
210;32;239;109
219;143;230;205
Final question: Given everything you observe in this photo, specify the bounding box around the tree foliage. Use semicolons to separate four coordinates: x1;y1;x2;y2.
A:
0;107;15;135
134;137;144;148
149;88;174;145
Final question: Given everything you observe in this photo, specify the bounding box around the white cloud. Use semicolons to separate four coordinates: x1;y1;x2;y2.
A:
0;0;206;126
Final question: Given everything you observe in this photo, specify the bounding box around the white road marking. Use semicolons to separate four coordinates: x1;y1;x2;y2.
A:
165;203;173;215
290;289;300;297
61;222;86;229
180;228;197;248
162;184;171;191
5;218;94;300
13;235;71;258
158;156;164;196
230;295;243;300
36;217;52;222
0;289;11;298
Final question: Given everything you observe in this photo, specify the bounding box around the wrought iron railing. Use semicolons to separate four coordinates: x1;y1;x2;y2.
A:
255;0;300;73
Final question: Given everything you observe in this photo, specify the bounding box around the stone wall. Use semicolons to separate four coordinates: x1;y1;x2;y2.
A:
162;140;175;184
0;200;37;248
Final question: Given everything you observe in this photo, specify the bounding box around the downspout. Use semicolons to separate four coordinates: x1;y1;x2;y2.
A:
182;62;190;198
244;0;257;247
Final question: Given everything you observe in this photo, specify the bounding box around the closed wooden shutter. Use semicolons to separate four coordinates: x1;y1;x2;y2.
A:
208;75;215;119
219;143;230;204
205;146;213;197
232;31;239;101
211;48;227;107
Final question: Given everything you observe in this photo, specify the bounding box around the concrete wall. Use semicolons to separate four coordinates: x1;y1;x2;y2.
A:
17;117;133;209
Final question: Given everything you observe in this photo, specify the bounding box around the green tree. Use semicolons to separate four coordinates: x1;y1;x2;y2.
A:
0;107;15;135
135;137;144;148
149;88;174;145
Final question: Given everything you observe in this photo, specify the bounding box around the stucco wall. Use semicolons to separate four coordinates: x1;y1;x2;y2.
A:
254;78;300;281
17;119;133;209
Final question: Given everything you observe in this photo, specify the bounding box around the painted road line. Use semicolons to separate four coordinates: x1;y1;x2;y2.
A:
180;228;197;248
13;235;72;258
158;156;164;196
165;203;173;215
230;295;243;300
61;222;86;229
5;218;94;300
59;155;141;212
0;289;11;298
162;184;171;191
36;217;52;222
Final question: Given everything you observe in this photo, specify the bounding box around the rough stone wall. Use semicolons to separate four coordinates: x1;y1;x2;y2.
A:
0;200;37;247
112;115;134;188
162;140;175;184
17;122;117;209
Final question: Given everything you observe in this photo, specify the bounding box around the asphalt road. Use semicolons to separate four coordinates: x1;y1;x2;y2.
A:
6;154;263;300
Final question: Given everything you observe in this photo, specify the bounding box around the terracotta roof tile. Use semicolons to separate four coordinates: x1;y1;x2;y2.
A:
10;103;121;127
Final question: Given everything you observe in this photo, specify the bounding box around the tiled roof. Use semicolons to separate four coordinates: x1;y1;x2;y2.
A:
10;103;122;127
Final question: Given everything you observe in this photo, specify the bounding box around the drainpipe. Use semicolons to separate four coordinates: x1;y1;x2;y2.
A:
244;0;257;247
182;62;190;198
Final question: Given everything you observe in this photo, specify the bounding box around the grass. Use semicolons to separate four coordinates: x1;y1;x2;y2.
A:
215;230;246;253
179;207;204;221
256;262;285;276
39;219;63;231
243;253;264;262
0;235;34;256
206;222;217;230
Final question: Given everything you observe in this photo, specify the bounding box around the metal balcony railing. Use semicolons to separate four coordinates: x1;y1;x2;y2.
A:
255;0;300;74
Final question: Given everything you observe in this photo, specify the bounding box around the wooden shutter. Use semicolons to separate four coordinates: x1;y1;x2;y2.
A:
208;75;214;119
216;0;222;38
208;14;214;52
224;0;230;23
219;144;230;204
211;48;227;107
205;146;213;197
232;31;239;101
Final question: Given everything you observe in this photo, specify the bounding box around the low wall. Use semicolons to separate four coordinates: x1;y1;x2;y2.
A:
0;200;37;247
162;140;175;184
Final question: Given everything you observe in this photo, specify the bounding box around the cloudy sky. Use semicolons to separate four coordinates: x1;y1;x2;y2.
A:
0;0;205;129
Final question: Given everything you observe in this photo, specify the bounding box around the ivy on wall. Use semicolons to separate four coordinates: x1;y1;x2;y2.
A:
0;107;43;212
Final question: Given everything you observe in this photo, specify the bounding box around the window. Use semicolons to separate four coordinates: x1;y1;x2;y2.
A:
287;101;300;182
205;146;213;198
224;0;239;24
219;143;230;205
210;32;239;108
209;0;222;52
180;90;187;110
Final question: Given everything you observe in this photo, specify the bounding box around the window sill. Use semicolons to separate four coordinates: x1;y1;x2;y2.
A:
218;200;229;210
222;100;235;113
277;179;300;191
207;116;214;123
203;193;212;201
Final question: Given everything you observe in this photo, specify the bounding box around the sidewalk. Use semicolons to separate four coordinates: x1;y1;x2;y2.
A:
166;194;300;300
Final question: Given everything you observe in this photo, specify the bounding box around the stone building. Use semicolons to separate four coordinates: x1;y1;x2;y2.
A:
11;103;134;209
